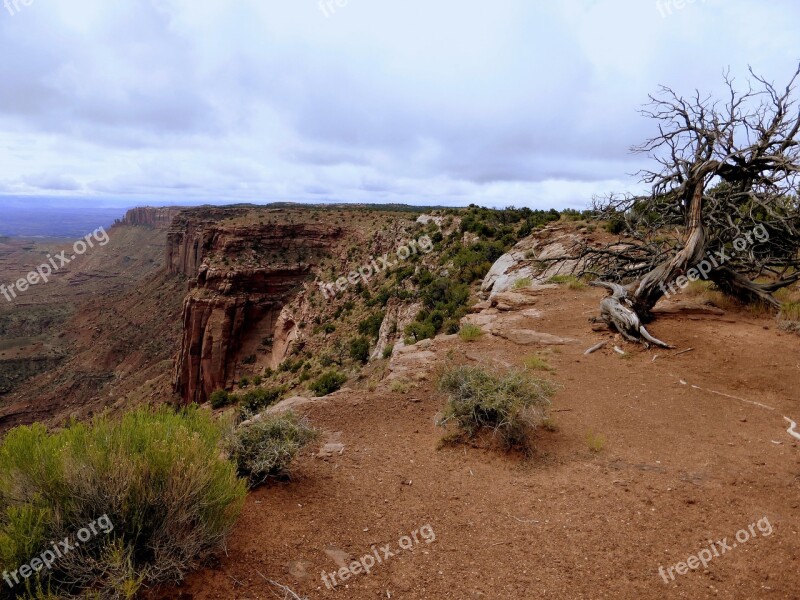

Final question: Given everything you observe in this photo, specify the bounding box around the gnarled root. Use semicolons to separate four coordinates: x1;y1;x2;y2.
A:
591;281;674;349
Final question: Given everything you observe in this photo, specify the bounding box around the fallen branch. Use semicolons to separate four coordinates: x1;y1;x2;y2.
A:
654;347;695;361
584;341;607;355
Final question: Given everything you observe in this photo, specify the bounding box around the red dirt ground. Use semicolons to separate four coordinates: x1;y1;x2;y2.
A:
158;285;800;600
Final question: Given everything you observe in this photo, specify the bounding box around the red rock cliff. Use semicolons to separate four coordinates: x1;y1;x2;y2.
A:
169;209;344;404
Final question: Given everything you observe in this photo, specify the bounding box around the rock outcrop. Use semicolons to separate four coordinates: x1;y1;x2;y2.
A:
481;226;589;297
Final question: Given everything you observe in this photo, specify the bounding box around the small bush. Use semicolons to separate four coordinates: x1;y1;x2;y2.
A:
226;412;316;488
349;336;370;364
458;324;483;342
605;218;626;234
0;407;246;598
358;312;385;340
382;344;394;359
404;321;436;344
238;377;250;388
253;375;263;386
437;366;553;452
210;389;232;409
309;370;347;396
239;386;285;415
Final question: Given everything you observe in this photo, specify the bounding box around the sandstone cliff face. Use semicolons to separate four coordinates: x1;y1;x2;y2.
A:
170;211;345;404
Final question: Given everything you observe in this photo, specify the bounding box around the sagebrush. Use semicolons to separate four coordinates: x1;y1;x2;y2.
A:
437;366;553;452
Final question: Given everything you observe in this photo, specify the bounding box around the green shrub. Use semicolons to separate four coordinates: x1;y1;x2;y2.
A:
437;366;553;452
226;412;316;488
239;386;286;415
404;321;436;344
349;336;370;364
309;370;347;396
605;218;626;234
458;324;483;342
252;375;263;386
358;312;385;339
238;377;250;388
382;344;394;359
443;318;461;335
210;389;232;409
0;407;246;598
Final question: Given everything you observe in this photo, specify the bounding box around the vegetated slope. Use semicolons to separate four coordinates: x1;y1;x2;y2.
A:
159;221;800;600
182;204;564;407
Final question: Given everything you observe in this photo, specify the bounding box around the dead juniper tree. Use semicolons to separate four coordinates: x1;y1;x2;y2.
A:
585;65;800;347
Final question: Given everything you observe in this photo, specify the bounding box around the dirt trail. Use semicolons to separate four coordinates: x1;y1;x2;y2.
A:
161;286;800;600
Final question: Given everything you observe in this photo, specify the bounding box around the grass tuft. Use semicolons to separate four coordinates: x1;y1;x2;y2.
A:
512;277;532;290
458;324;484;342
586;431;606;453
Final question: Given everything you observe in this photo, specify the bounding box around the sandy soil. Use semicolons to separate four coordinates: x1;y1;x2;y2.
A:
158;285;800;600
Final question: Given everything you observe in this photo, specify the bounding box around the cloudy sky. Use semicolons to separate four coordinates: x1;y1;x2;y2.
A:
0;0;798;210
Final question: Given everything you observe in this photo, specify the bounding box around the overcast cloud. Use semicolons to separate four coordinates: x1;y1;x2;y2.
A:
0;0;798;209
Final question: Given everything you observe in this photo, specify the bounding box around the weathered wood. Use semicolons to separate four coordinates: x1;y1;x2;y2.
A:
592;281;674;348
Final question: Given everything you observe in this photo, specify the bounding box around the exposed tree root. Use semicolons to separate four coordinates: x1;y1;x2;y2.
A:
591;281;674;349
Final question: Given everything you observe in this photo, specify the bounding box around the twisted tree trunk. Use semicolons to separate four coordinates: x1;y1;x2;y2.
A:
595;181;707;347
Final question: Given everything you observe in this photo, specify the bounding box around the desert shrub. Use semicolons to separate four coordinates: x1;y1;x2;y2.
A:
238;377;250;388
404;321;436;344
437;366;553;452
226;412;316;488
458;324;483;342
443;318;461;335
209;389;232;409
252;375;263;386
239;386;286;415
382;344;394;359
349;336;370;364
309;370;347;396
0;407;246;598
358;311;385;339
